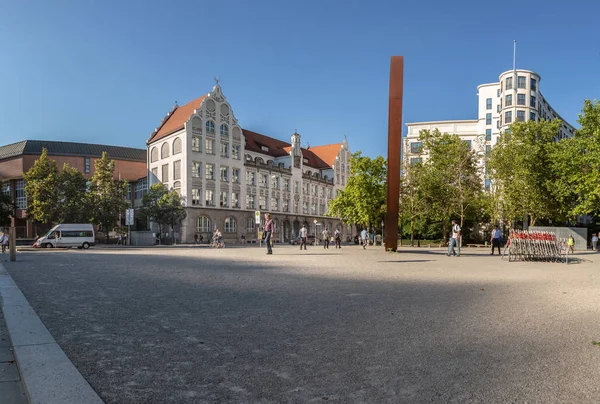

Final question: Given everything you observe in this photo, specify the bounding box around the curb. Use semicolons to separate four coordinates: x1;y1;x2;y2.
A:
0;262;104;404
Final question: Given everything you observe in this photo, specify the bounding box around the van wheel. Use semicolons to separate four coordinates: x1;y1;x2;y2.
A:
82;242;90;250
43;243;53;248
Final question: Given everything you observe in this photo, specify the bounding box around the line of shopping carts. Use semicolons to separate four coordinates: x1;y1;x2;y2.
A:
503;230;566;262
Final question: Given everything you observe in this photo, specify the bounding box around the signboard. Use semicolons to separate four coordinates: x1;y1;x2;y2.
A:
255;211;261;224
313;219;318;224
125;208;135;226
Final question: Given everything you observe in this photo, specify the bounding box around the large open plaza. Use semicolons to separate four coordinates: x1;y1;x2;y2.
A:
2;245;600;403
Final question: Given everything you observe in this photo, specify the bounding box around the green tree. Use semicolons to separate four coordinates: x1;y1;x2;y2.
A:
87;152;129;240
488;119;563;226
327;152;387;228
399;160;428;245
0;191;13;227
57;163;90;223
551;100;600;219
418;129;483;238
22;148;60;224
140;183;186;244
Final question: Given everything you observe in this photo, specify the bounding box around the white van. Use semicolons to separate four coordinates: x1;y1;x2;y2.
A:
35;224;95;249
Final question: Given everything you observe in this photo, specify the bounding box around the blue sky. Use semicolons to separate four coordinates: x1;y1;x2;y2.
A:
1;0;598;158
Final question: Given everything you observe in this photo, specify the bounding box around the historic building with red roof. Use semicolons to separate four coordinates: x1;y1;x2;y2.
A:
147;82;352;244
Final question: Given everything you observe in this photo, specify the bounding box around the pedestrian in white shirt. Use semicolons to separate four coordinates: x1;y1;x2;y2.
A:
490;226;502;255
299;225;308;251
447;220;461;257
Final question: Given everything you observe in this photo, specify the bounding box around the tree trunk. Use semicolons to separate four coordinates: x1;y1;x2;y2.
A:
410;219;414;247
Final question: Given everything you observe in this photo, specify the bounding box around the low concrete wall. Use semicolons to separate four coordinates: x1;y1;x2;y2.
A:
130;231;155;247
529;226;588;251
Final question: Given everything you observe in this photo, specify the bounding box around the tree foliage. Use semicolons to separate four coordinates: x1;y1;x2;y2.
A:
399;161;428;245
140;183;186;243
57;163;89;223
326;152;386;228
488;119;563;226
88;152;129;236
0;190;13;226
23;148;61;224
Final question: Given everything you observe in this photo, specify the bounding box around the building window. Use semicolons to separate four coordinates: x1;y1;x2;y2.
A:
161;142;170;159
192;136;202;152
517;110;525;122
530;95;536;108
224;217;236;233
303;183;309;195
246;217;255;232
410;142;422;153
197;216;211;232
517;76;526;89
15;179;26;209
320;204;325;215
151;167;158;179
161;164;169;183
517;94;526;106
271;197;279;211
505;77;513;90
135;178;148;199
261;145;269;152
231;192;239;208
486;145;491;156
486;98;492;110
303;158;309;164
311;203;316;215
246;171;256;185
409;157;422;165
283;178;290;191
220;124;229;136
205;190;214;206
206;120;215;134
232;145;240;160
497;89;501;97
294;181;299;194
205;164;214;180
271;176;279;189
232;168;240;183
260;173;268;186
192;188;201;205
463;140;472;150
486;113;492;125
303;202;309;214
282;199;289;212
531;78;537;91
84;158;90;173
505;111;512;124
173;138;182;154
172;181;181;196
505;94;512;107
220;166;228;182
485;178;491;191
192;161;201;178
320;187;325;198
259;196;267;210
530;112;536;121
205;138;214;154
497;104;501;113
485;129;492;141
150;147;158;162
246;194;255;209
219;191;228;207
312;184;318;196
173;160;181;180
220;142;229;158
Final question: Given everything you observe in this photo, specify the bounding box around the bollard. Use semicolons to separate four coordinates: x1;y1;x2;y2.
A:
9;226;16;261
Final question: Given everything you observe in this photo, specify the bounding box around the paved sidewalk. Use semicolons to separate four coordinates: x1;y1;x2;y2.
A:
0;308;28;404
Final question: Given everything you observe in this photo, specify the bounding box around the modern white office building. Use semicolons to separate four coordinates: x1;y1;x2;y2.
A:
405;69;575;190
146;83;353;244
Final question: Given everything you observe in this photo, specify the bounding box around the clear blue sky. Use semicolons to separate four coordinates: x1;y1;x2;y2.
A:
1;0;598;158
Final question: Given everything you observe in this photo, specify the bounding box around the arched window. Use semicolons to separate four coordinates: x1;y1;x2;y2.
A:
220;123;229;136
150;147;158;162
197;216;211;232
172;137;182;154
246;217;255;232
206;121;215;134
161;142;170;158
173;181;181;196
224;217;236;233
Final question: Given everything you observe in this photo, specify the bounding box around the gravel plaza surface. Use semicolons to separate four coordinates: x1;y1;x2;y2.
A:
3;245;600;403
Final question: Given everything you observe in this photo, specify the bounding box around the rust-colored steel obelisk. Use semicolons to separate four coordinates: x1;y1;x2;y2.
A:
384;56;404;251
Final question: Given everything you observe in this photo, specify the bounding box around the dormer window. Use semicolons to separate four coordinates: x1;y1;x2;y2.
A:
303;158;308;164
261;145;269;152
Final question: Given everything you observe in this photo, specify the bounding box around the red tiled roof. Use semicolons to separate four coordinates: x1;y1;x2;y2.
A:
243;129;290;157
306;143;342;167
148;95;207;144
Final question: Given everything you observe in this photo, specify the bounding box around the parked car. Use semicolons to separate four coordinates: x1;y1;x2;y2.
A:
34;224;95;249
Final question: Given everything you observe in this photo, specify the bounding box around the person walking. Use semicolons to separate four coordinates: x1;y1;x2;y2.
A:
322;228;330;249
1;231;8;254
194;233;198;244
299;224;308;250
447;220;461;257
361;228;368;249
334;228;342;249
567;234;575;254
264;213;273;255
490;226;502;255
591;233;598;252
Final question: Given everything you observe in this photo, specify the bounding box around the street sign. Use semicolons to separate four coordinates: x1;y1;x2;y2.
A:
125;208;134;226
313;219;317;224
255;211;261;224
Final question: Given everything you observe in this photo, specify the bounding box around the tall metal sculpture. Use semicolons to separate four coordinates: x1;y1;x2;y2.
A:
384;56;404;251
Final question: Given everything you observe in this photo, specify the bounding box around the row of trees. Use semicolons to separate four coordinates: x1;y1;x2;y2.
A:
328;99;600;243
